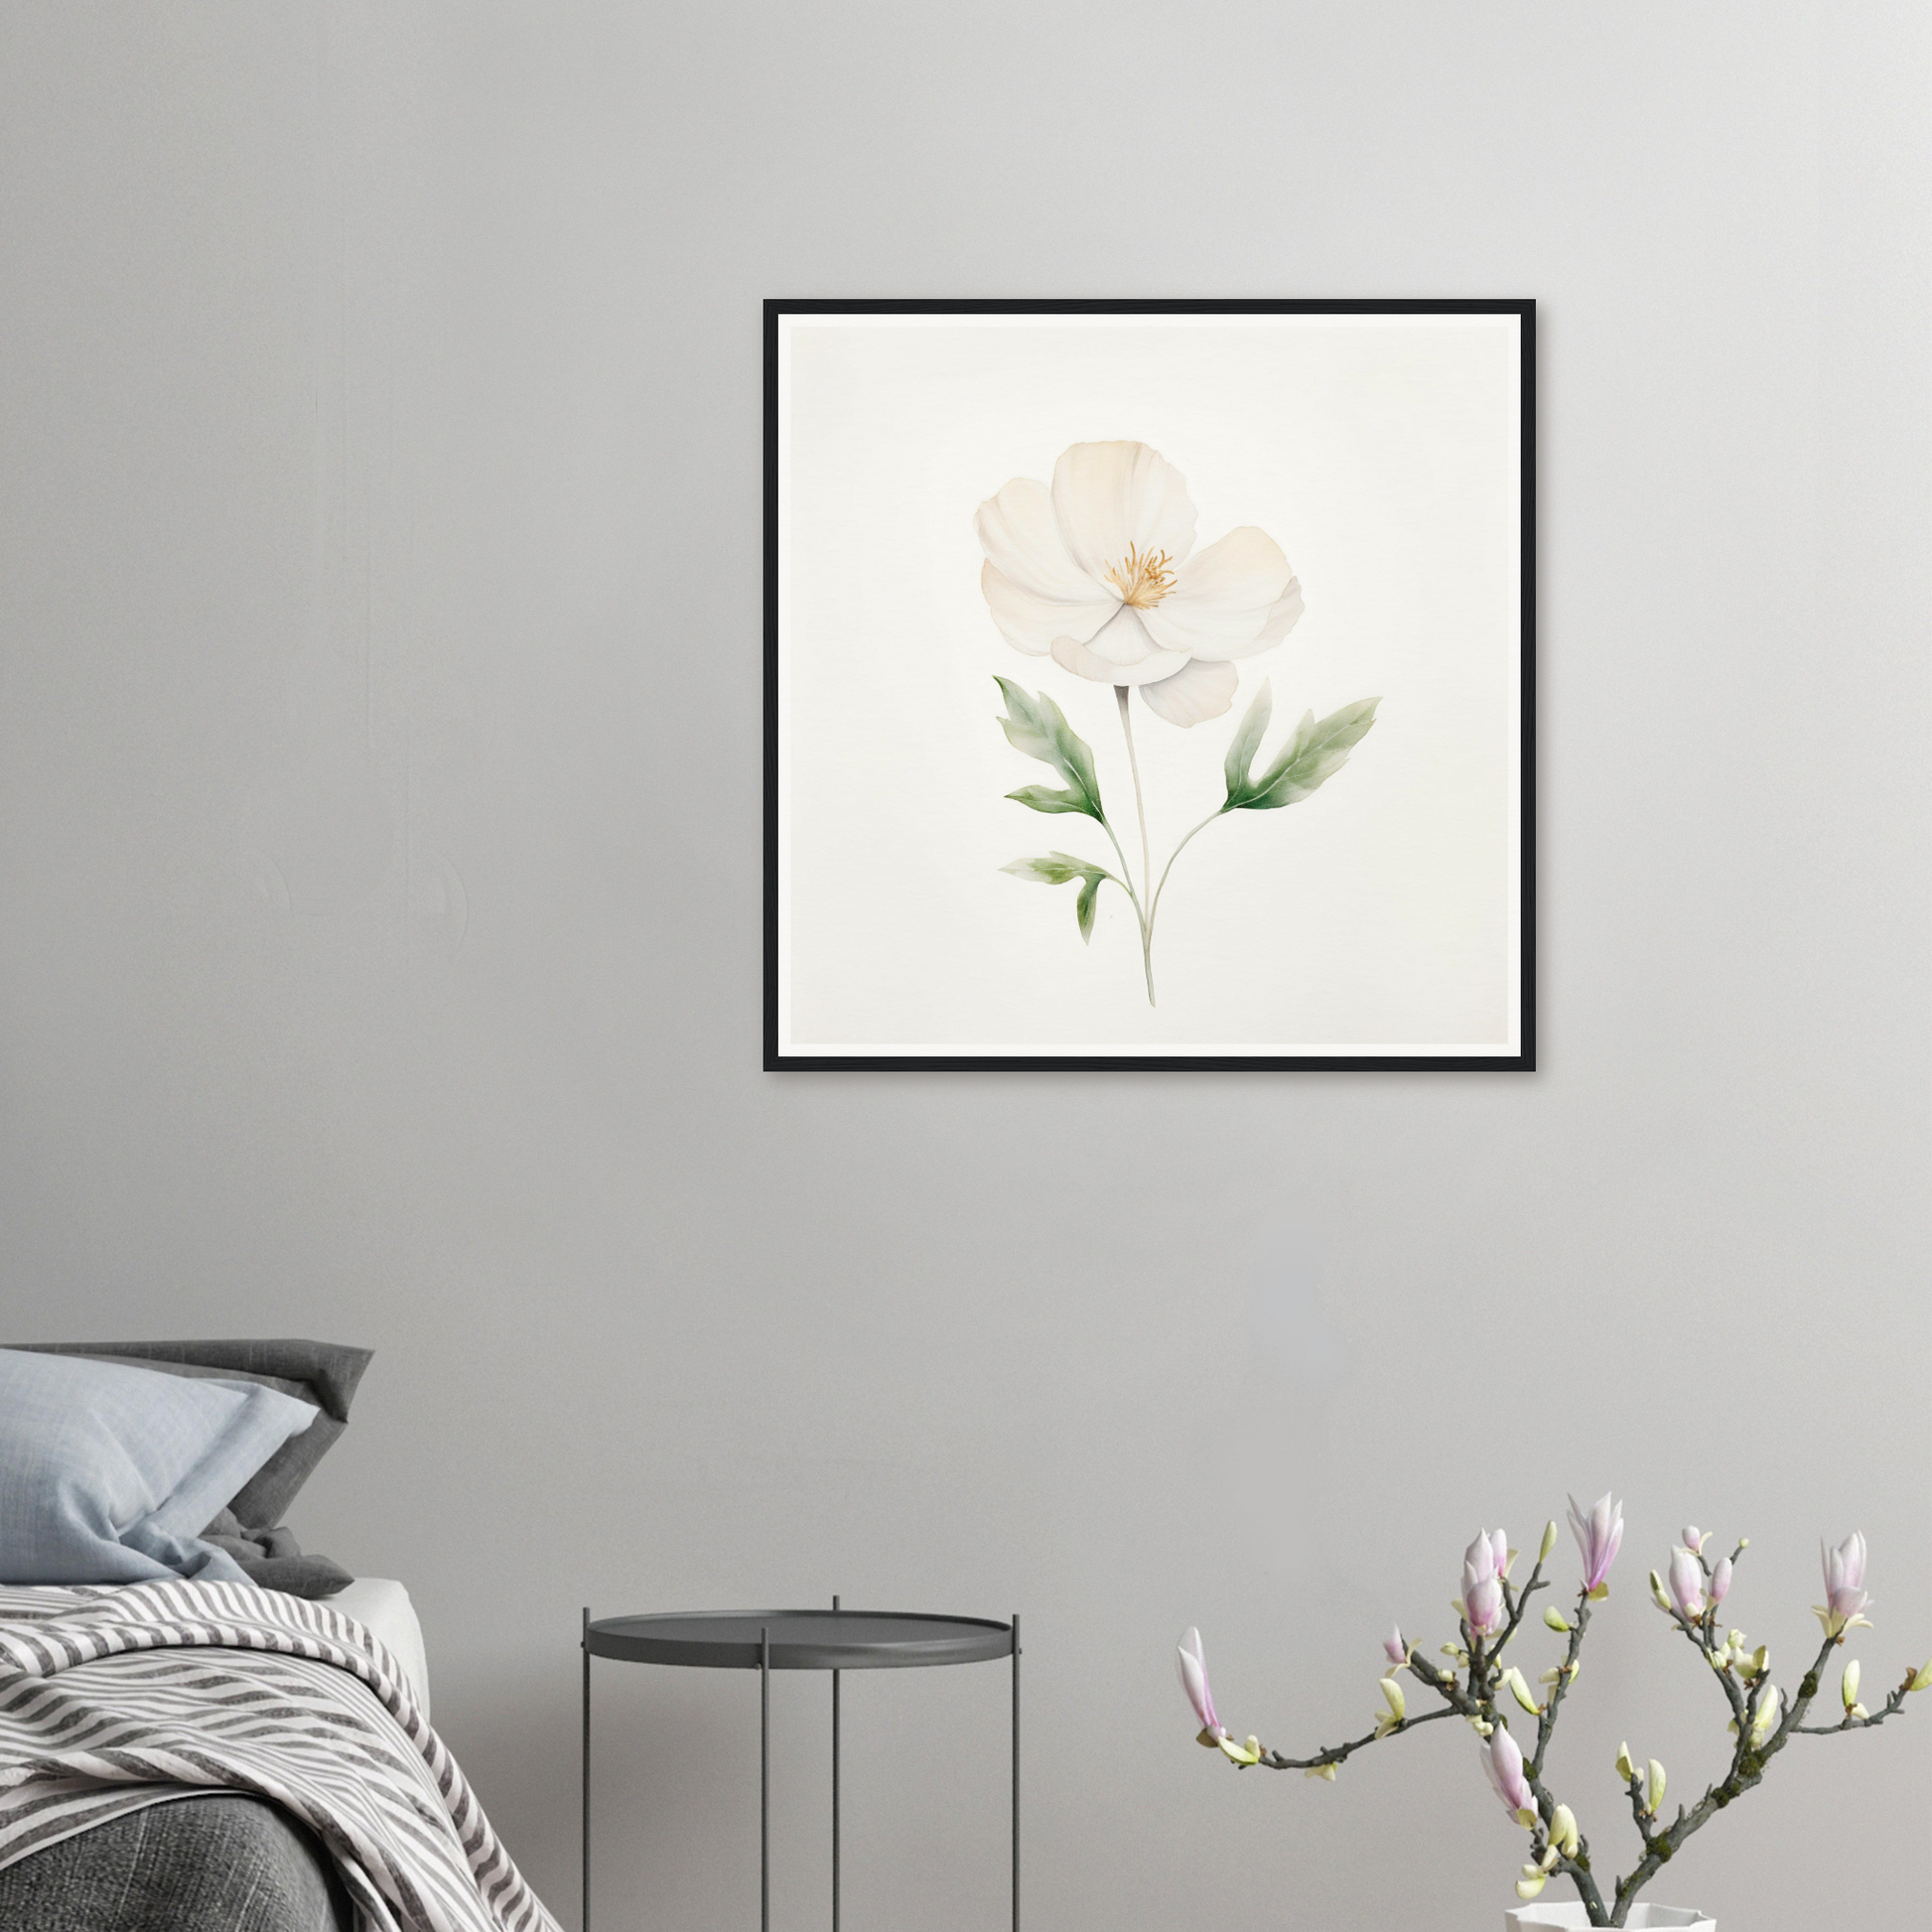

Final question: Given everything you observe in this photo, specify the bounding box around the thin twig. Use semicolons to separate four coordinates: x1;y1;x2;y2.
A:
1793;1674;1914;1734
1529;1585;1590;1779
1255;1704;1458;1772
1513;1582;1607;1928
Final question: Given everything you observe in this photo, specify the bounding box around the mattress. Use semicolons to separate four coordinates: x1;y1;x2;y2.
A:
323;1576;430;1720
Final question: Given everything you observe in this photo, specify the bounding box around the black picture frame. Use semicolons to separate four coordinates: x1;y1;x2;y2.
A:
765;299;1535;1072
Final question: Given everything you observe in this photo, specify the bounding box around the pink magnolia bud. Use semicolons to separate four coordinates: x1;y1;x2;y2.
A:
1710;1557;1732;1605
1567;1492;1624;1590
1681;1526;1708;1554
1667;1547;1706;1617
1466;1578;1503;1635
1383;1624;1407;1666
1462;1531;1507;1637
1479;1724;1535;1818
1175;1627;1221;1737
1823;1532;1868;1616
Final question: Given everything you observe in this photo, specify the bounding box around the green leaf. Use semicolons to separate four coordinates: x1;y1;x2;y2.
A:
1005;783;1093;816
994;677;1104;820
1000;853;1092;886
1230;696;1381;811
1075;873;1102;944
1001;851;1114;944
1222;678;1274;800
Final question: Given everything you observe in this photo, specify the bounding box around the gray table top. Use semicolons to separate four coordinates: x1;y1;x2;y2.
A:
587;1609;1014;1671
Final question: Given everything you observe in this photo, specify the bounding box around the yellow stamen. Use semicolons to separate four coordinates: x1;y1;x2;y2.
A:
1104;544;1175;609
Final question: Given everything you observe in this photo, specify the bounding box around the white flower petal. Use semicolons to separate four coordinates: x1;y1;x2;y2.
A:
976;477;1117;615
1251;574;1306;649
1078;603;1170;668
1143;527;1295;660
1049;622;1191;687
1049;442;1197;584
1139;657;1238;727
980;561;1117;656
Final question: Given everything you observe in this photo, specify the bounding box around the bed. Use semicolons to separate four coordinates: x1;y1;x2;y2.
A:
0;1773;356;1931
0;1579;430;1932
0;1342;554;1932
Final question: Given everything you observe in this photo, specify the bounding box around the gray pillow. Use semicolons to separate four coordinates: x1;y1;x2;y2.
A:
11;1338;372;1528
202;1508;355;1599
0;1347;319;1586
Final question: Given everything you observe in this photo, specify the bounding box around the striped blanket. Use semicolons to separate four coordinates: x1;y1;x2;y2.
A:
0;1579;559;1932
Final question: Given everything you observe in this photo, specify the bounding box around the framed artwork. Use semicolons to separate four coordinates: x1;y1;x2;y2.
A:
765;300;1534;1071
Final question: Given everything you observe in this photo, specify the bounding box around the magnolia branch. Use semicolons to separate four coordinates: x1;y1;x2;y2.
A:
1518;1586;1607;1925
1179;1513;1925;1931
1602;1534;1914;1924
1255;1705;1458;1772
1792;1686;1915;1734
1608;1626;1846;1918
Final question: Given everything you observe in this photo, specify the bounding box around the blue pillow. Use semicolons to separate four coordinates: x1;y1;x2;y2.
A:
0;1347;319;1586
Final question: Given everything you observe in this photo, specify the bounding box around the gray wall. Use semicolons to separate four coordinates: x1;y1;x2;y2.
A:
2;4;1926;1927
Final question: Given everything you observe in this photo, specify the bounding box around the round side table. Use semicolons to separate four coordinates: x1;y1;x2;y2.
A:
581;1601;1019;1932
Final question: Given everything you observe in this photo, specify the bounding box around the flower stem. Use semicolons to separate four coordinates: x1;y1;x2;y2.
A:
1114;686;1156;1006
1090;813;1154;1004
1147;810;1225;942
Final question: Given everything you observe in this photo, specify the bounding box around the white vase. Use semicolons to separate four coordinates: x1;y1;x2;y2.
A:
1506;1907;1715;1931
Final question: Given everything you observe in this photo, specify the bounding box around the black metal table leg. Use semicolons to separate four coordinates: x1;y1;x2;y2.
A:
760;1626;770;1932
582;1607;591;1932
830;1596;840;1932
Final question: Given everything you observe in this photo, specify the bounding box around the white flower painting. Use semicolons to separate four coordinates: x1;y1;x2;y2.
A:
978;439;1379;1005
767;302;1532;1069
